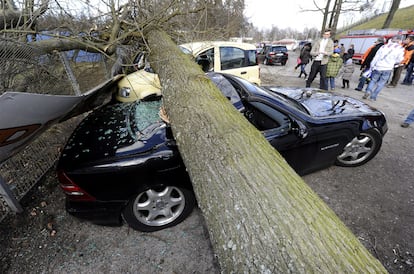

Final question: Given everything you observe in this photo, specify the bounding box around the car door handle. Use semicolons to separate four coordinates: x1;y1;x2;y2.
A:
240;71;247;75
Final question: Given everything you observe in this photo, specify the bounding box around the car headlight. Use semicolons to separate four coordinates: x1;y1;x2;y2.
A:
119;87;131;98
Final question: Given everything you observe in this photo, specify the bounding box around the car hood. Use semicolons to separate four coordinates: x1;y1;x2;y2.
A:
58;101;167;169
267;87;381;117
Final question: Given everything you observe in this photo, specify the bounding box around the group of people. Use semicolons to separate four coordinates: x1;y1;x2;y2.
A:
300;29;355;91
296;28;414;128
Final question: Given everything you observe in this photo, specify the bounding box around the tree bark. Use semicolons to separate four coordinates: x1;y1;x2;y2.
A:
382;0;401;29
146;28;386;273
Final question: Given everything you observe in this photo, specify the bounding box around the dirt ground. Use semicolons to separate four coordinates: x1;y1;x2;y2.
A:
1;51;414;273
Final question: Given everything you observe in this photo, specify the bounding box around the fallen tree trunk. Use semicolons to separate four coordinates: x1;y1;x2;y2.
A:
146;28;386;273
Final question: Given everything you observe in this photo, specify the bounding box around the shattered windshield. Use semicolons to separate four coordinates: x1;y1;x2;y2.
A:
130;100;163;138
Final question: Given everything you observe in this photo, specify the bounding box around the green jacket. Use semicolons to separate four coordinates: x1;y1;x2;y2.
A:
326;53;343;77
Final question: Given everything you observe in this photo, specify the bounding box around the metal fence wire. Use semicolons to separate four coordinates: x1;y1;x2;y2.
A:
0;36;129;222
0;37;76;95
0;120;81;222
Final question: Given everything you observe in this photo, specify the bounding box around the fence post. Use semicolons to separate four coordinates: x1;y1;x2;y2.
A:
0;175;23;213
58;51;81;95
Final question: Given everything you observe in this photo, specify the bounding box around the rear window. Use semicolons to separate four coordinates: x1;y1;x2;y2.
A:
271;46;287;52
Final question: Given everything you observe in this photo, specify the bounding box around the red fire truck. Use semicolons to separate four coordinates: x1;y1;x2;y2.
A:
338;28;414;63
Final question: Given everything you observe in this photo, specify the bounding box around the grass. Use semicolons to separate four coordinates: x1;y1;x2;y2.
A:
340;5;414;35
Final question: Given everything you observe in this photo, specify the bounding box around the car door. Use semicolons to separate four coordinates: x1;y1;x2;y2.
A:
256;46;267;64
215;46;261;85
244;100;321;175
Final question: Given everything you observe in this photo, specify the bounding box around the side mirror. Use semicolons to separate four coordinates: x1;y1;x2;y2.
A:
293;120;308;139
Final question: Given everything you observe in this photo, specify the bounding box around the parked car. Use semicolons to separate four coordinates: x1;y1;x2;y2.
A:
58;73;388;232
116;41;260;102
257;45;289;65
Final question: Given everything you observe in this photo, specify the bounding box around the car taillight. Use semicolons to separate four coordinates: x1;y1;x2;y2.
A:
58;170;96;201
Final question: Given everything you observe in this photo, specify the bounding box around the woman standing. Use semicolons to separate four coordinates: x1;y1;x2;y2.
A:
297;43;312;79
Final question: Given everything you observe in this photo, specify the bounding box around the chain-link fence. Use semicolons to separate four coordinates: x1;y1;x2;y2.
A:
0;118;82;221
0;36;119;222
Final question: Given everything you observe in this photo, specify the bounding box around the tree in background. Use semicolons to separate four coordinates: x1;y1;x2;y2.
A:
0;0;248;93
304;0;401;36
382;0;401;28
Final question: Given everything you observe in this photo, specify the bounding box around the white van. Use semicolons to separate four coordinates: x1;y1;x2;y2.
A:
116;41;260;102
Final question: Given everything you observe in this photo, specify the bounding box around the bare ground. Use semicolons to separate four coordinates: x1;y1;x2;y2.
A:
1;52;414;273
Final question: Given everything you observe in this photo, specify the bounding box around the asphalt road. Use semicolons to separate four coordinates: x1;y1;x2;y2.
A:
261;52;414;273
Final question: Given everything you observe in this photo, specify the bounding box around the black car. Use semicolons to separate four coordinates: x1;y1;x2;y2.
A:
257;45;289;65
57;73;388;232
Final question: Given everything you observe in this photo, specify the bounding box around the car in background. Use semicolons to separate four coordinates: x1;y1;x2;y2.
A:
257;45;289;65
116;41;260;102
58;73;387;232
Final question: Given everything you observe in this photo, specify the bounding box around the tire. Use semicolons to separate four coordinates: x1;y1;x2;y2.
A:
281;61;287;66
122;185;196;232
264;58;269;65
335;129;382;167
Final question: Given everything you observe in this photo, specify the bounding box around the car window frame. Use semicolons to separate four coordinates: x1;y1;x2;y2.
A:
244;100;292;138
219;46;246;71
195;48;215;72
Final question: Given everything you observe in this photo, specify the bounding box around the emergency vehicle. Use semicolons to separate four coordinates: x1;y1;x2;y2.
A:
338;28;414;63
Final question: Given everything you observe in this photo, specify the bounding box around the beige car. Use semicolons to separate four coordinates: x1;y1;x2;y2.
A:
116;41;261;102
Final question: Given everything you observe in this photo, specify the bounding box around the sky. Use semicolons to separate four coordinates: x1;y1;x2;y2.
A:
244;0;414;31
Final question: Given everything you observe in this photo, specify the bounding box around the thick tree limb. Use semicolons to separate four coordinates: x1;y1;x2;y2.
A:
146;28;386;273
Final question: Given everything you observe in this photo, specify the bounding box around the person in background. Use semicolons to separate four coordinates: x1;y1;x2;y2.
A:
297;43;312;79
333;39;339;50
362;35;404;101
388;35;414;87
339;43;346;58
401;108;414;127
306;28;334;90
325;47;343;90
340;53;355;88
346;44;355;59
402;35;414;86
355;37;385;91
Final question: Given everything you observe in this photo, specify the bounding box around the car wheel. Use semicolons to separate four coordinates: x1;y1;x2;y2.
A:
281;61;287;66
264;58;269;65
122;185;196;232
335;129;382;167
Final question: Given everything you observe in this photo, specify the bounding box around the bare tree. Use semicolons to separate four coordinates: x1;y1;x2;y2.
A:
304;0;377;37
382;0;401;28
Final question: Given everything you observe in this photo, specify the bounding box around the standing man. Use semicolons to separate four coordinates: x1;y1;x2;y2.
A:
402;35;414;85
355;37;385;91
362;36;404;101
306;29;334;90
401;108;414;128
388;35;414;87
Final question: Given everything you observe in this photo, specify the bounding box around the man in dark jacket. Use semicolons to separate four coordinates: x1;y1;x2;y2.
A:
354;37;385;91
402;35;414;85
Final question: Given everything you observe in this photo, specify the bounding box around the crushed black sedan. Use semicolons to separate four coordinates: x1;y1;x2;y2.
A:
57;72;388;232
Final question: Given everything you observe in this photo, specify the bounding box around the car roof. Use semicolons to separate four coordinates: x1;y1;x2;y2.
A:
179;41;257;56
